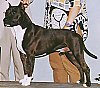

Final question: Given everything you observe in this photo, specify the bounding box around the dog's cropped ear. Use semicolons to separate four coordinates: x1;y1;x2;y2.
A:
18;2;25;10
8;2;12;7
5;0;12;7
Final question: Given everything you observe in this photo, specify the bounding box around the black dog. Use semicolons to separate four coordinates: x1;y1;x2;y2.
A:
3;2;97;87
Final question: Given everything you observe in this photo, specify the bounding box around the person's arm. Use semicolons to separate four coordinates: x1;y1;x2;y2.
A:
63;0;81;29
67;6;80;24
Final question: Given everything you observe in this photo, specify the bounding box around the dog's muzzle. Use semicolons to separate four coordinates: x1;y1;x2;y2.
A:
3;18;11;27
3;18;16;27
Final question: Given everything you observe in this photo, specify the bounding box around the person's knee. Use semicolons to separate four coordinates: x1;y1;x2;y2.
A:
53;69;68;83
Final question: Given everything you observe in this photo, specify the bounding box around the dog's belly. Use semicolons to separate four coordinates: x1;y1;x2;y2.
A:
12;26;26;54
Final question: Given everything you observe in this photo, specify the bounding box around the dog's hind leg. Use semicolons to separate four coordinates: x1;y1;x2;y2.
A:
78;53;91;87
64;51;84;84
83;63;91;87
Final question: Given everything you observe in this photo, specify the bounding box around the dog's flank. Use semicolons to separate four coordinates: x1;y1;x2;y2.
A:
3;2;97;87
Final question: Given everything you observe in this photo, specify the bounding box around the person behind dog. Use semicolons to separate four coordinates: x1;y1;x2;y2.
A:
0;0;29;81
48;0;85;83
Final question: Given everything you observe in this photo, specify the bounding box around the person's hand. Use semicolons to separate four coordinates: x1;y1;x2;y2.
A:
63;22;71;29
63;25;70;29
21;0;29;8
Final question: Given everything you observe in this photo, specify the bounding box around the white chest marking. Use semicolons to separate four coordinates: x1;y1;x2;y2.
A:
12;26;26;54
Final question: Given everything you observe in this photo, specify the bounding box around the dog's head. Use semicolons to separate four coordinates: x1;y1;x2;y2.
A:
3;2;26;27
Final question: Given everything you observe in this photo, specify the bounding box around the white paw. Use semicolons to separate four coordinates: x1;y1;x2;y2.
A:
21;76;33;86
19;75;28;83
83;84;88;87
76;81;80;84
98;81;100;84
21;80;30;86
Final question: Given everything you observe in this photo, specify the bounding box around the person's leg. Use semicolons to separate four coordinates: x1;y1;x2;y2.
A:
0;0;11;81
49;52;68;83
61;55;80;83
0;28;12;81
10;28;24;81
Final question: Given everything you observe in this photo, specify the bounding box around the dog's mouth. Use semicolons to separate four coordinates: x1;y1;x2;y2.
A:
4;24;11;27
3;19;12;27
4;21;18;27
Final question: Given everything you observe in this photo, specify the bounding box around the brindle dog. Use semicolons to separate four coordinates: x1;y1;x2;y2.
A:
3;2;97;87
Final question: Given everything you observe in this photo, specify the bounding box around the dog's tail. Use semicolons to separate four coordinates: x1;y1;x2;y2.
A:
83;43;97;59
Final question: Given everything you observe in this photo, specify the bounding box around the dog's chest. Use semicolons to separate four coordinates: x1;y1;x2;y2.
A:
12;26;26;54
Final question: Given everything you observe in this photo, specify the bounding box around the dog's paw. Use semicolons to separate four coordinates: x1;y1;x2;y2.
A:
98;81;100;84
83;82;91;87
76;80;80;84
83;84;88;87
19;75;28;83
21;76;33;86
19;79;25;84
21;80;30;86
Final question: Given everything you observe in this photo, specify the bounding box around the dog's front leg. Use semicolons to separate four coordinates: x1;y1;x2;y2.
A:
20;54;35;86
19;51;29;84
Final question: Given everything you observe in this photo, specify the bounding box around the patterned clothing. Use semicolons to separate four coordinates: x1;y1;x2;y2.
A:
44;0;88;41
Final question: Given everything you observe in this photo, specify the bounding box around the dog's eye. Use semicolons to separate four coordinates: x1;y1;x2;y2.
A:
12;11;16;15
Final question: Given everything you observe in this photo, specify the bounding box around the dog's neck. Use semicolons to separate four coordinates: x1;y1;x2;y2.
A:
20;9;33;29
